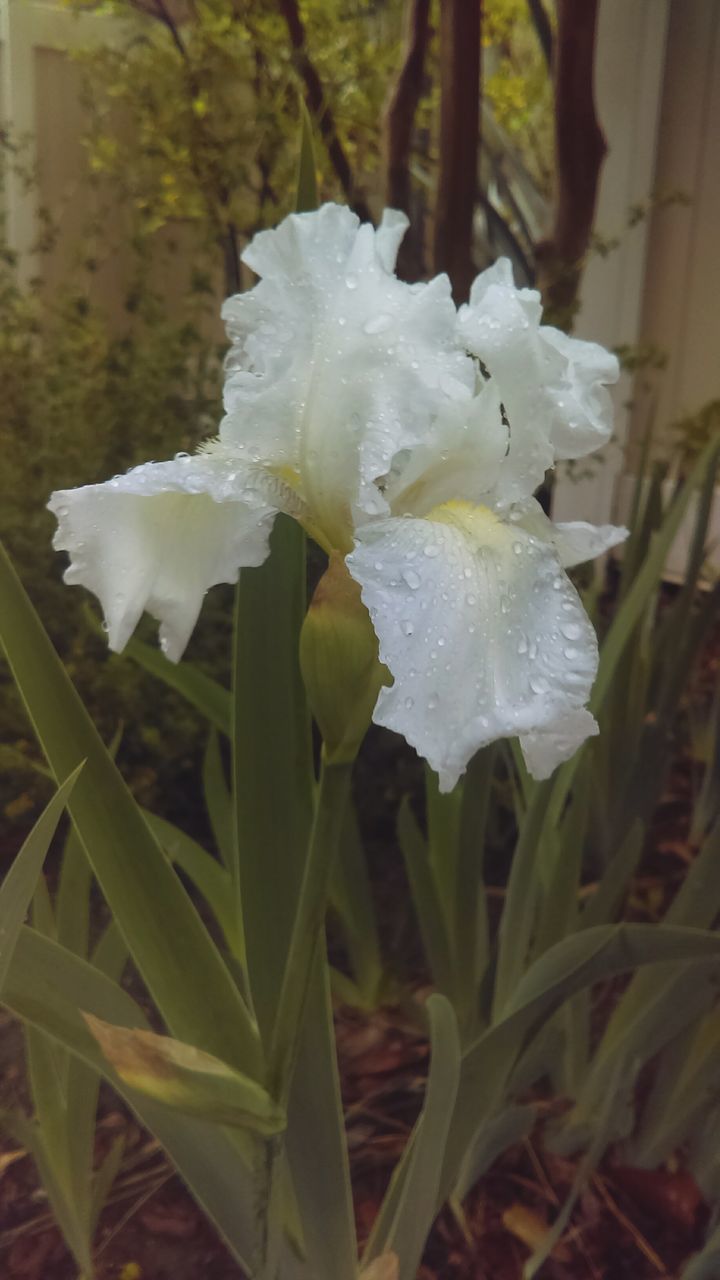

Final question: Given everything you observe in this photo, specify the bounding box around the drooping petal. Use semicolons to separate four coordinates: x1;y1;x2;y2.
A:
519;707;599;780
48;453;285;661
347;502;598;791
507;498;628;567
457;258;619;501
220;203;474;550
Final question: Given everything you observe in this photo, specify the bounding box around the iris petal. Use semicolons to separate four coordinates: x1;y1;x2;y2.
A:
348;502;598;791
48;453;281;661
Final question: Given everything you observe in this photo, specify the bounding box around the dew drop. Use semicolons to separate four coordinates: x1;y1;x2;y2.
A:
402;568;421;589
404;696;414;710
345;274;358;290
427;694;438;710
466;592;477;606
363;313;392;335
513;542;523;555
529;676;549;694
401;619;414;636
517;634;528;655
423;543;441;558
561;622;582;640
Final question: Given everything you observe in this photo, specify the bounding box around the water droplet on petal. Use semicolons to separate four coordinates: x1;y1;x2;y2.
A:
466;592;477;606
364;313;392;335
517;634;528;655
561;622;582;640
427;694;438;710
345;274;358;290
424;543;440;558
402;568;421;589
404;696;414;710
401;619;414;636
513;542;523;555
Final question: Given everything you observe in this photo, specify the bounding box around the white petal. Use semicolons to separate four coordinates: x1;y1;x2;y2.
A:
508;498;628;567
551;520;628;567
375;208;410;272
458;258;618;500
519;708;599;780
220;204;473;550
539;327;619;459
48;454;279;661
384;377;509;517
347;504;598;791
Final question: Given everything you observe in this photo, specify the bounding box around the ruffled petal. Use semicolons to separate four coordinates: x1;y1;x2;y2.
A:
458;258;619;501
507;498;628;567
220;203;473;550
347;502;598;791
48;453;281;661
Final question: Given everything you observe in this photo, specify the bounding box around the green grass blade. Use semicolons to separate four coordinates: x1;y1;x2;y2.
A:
0;765;82;992
0;543;262;1078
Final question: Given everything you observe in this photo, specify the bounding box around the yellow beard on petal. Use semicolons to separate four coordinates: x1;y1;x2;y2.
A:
425;498;506;549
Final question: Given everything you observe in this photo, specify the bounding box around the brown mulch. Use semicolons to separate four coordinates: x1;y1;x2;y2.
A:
0;1000;712;1279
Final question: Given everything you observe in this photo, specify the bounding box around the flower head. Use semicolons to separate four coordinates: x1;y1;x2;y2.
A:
49;204;624;789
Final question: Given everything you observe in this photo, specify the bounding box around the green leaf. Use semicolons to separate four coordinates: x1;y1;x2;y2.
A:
202;729;235;869
84;1014;285;1135
398;798;456;1000
363;996;460;1280
142;809;241;958
232;515;314;1037
2;927;260;1270
440;924;720;1202
329;800;383;1005
0;542;262;1079
0;765;82;993
123;631;231;735
285;947;358;1280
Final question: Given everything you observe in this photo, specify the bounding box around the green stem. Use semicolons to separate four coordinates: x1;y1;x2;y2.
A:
268;756;353;1101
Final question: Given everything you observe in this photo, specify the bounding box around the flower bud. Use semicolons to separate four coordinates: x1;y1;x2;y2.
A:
300;552;388;763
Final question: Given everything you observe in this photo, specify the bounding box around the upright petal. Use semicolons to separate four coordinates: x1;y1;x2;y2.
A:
519;707;599;780
48;453;283;661
220;204;474;550
458;258;618;501
347;502;598;791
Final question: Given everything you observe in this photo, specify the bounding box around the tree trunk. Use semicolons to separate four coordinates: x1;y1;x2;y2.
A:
383;0;432;279
535;0;607;327
432;0;482;302
277;0;372;224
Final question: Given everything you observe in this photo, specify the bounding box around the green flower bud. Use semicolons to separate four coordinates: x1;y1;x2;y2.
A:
300;552;388;764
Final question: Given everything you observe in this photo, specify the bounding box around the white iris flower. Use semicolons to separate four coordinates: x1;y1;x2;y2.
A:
49;204;625;791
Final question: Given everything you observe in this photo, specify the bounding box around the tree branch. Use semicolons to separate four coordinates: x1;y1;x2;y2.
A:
276;0;371;223
383;0;431;278
526;0;553;71
535;0;606;326
432;0;482;302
